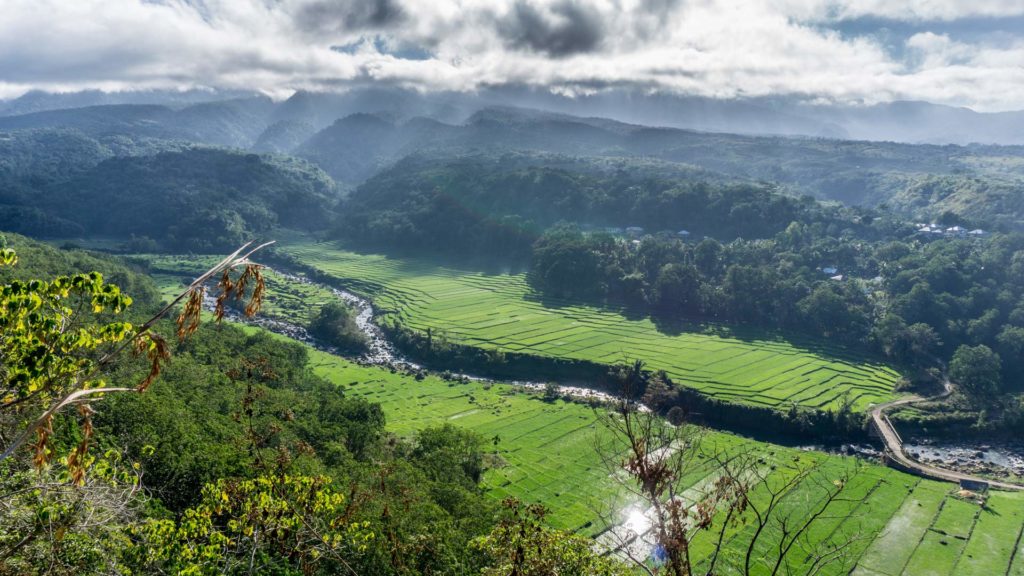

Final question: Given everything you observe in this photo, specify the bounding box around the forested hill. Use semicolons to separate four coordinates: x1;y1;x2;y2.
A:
0;131;339;250
293;107;1024;228
0;96;275;147
0;232;159;312
333;152;860;258
44;149;337;251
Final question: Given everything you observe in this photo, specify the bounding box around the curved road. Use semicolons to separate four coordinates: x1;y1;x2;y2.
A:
870;380;1024;491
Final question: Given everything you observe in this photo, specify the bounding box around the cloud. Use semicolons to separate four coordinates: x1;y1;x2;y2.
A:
769;0;1024;22
0;0;1022;111
293;0;406;36
497;0;605;57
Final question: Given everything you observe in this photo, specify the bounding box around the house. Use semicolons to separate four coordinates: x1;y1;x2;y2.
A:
969;229;986;237
604;227;623;234
821;267;838;275
625;226;645;236
677;230;691;238
946;226;967;236
830;274;844;281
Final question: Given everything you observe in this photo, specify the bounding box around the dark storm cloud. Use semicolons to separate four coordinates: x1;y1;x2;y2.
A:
293;0;405;35
497;0;605;57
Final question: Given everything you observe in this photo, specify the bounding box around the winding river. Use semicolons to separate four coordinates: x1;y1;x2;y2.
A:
202;267;622;404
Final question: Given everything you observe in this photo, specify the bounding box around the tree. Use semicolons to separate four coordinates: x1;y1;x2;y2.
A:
693;239;723;277
472;499;628;576
308;301;367;353
530;224;603;299
651;263;702;316
874;314;940;367
411;423;485;487
949;344;1002;403
797;283;868;340
543;381;561;402
596;360;865;576
996;325;1024;381
128;474;372;575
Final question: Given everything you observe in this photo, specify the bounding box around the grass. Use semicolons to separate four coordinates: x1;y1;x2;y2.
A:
279;240;901;411
307;349;620;533
957;492;1024;576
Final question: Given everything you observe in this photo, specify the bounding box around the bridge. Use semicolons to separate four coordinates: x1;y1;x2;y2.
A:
869;380;1024;491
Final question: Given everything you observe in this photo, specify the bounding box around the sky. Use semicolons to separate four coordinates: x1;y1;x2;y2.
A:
1;0;1023;111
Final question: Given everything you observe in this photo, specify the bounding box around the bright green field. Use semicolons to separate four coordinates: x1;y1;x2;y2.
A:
295;339;1024;576
281;241;901;411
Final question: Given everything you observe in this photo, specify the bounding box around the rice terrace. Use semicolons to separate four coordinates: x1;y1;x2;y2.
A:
314;351;1024;576
282;240;901;412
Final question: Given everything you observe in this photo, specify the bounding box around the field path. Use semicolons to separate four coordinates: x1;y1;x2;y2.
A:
871;379;1024;491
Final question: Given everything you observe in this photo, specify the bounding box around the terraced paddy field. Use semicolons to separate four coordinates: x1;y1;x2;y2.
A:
254;329;1024;575
282;241;901;411
142;254;339;325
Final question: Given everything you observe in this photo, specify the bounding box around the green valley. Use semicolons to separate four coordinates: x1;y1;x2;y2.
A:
281;241;901;411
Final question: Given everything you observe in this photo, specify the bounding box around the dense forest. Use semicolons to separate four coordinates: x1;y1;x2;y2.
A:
0;131;339;250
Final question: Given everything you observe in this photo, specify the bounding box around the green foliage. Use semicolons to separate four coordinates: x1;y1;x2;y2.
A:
0;233;159;313
0;138;339;250
128;474;372;576
0;240;507;575
950;344;1002;402
335;154;839;260
40;149;338;251
0;452;140;576
411;424;484;488
308;301;367;353
0;245;139;479
471;499;629;576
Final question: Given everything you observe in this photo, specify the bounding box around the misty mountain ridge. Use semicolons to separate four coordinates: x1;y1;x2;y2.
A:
3;92;1024;228
3;87;1024;146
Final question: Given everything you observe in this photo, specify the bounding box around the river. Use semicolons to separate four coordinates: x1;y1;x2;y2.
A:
201;266;623;404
